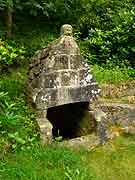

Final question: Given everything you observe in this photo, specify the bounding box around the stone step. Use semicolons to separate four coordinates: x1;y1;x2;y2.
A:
100;81;135;104
59;82;135;149
60;103;135;149
95;102;135;138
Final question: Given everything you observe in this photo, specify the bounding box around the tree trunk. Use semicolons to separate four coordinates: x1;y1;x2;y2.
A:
4;6;12;39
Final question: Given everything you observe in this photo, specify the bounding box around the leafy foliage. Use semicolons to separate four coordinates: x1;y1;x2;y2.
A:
0;0;134;68
0;39;25;65
81;23;135;67
0;0;13;10
0;70;38;152
0;97;38;150
0;0;84;23
78;0;135;68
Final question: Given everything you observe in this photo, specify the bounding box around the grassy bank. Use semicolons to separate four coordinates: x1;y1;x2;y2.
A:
1;136;135;180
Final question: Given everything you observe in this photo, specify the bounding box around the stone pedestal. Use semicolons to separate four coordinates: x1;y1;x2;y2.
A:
36;110;53;144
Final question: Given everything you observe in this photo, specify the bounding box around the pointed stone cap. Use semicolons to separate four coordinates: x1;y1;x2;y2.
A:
26;24;101;110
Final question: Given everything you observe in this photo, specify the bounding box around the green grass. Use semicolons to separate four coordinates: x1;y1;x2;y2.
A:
1;136;135;180
91;64;135;84
83;136;135;180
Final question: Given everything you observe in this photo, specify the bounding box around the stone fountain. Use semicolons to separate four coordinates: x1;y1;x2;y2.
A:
25;24;106;145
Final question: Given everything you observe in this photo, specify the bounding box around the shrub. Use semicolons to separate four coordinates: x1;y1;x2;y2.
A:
0;92;38;151
0;39;26;66
81;22;135;68
0;70;38;151
78;0;135;68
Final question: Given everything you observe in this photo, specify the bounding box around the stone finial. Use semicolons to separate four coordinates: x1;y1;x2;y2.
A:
61;24;73;36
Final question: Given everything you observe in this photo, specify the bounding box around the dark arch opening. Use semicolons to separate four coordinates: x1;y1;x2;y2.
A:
47;102;96;139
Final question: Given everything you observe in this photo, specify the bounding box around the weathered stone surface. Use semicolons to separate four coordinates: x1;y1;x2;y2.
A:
26;24;100;144
26;24;100;110
100;81;135;104
59;103;135;149
96;103;135;139
60;134;100;149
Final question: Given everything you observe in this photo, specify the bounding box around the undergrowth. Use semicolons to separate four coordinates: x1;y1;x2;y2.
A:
12;22;57;57
0;68;39;154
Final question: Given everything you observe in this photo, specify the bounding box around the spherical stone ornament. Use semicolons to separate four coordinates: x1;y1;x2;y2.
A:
61;24;73;36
